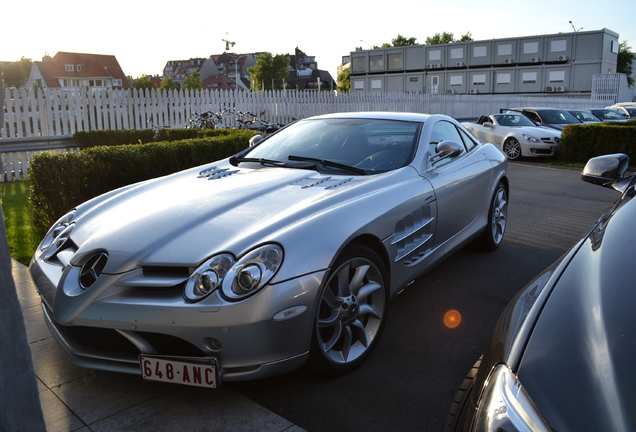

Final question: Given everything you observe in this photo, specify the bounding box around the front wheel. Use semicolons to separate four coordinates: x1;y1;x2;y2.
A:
503;138;522;160
473;182;508;251
307;245;389;375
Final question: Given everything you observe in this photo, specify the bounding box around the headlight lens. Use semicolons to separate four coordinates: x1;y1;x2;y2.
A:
522;134;540;143
224;244;283;300
184;244;283;302
184;254;233;302
473;364;551;431
36;209;77;260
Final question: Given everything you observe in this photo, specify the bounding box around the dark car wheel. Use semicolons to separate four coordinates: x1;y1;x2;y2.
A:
307;244;389;375
473;182;508;251
503;138;522;160
445;357;481;432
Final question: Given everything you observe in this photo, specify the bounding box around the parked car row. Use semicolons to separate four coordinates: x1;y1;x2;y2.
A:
464;104;635;160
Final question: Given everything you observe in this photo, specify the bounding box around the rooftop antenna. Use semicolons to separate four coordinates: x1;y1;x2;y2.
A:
569;21;583;32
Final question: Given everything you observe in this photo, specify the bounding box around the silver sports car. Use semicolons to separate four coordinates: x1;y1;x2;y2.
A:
463;113;561;160
30;112;508;388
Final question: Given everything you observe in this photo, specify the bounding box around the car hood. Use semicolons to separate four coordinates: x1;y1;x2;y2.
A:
517;187;636;431
506;126;560;137
67;160;384;274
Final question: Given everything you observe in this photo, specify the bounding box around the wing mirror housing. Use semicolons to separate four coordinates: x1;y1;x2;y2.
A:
249;135;264;147
582;153;631;193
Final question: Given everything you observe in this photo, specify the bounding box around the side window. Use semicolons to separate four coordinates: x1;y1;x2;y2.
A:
429;120;467;157
458;128;478;151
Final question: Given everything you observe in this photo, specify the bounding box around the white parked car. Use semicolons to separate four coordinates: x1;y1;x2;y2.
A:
463;113;561;160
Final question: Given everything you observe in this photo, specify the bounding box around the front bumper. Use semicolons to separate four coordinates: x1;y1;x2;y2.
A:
31;257;326;382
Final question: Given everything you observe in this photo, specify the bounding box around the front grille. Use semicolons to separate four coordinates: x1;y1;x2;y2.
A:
65;326;206;357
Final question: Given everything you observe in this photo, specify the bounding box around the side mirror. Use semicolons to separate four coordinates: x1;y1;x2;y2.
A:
582;153;631;193
249;135;264;147
483;122;494;128
431;140;463;164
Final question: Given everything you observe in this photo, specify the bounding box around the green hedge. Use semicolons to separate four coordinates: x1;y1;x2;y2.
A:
72;128;243;149
559;119;636;162
30;129;257;236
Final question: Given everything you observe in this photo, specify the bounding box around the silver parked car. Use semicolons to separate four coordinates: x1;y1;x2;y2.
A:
30;112;508;388
463;113;561;160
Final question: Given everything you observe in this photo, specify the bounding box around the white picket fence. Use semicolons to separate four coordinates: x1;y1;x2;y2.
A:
2;88;612;139
0;87;614;182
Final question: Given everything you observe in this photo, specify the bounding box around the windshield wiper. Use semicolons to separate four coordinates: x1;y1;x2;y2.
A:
229;156;288;167
287;155;368;175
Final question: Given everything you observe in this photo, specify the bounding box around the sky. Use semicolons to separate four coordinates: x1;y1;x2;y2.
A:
4;0;634;81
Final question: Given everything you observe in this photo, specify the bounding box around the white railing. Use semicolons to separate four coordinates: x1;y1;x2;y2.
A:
2;88;612;139
0;137;78;182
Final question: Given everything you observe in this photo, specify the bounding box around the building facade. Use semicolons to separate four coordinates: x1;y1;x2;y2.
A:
349;29;620;97
27;52;131;92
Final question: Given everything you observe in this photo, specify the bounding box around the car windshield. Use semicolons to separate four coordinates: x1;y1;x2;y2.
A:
493;114;535;127
243;118;422;173
536;109;580;124
591;109;624;120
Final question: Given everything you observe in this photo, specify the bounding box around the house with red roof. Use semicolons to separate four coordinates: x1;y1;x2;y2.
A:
27;52;131;91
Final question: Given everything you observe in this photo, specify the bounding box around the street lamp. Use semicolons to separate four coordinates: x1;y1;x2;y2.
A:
569;21;583;32
222;37;240;90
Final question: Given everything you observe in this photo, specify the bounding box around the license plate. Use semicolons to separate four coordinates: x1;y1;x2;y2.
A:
140;355;219;389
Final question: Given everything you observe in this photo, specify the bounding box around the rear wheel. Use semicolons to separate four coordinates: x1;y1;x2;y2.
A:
503;138;522;160
473;182;508;251
307;244;389;375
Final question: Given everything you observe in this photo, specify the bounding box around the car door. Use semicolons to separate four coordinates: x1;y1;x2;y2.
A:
424;120;493;250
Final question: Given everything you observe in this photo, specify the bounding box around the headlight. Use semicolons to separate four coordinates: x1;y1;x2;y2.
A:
36;210;77;260
473;364;551;431
184;254;234;301
223;244;284;300
183;244;284;302
521;134;540;143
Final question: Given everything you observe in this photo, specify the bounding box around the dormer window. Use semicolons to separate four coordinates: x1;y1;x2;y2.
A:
65;64;74;72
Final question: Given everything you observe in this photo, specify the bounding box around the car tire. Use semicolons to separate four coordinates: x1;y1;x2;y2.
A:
503;138;522;160
306;244;389;375
473;182;508;251
445;357;481;432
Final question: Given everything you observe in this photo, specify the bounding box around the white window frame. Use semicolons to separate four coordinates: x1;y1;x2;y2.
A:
550;40;567;52
496;73;511;84
428;50;442;61
497;44;512;56
473;46;487;57
449;76;463;86
549;71;565;83
450;47;464;59
522;72;537;83
472;74;486;85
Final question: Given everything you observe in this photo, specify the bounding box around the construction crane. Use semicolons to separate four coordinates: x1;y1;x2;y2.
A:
222;38;236;51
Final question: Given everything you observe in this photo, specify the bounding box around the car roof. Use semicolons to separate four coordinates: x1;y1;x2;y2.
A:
307;111;435;122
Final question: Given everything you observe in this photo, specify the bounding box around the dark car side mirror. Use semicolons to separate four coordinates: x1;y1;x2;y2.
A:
431;140;463;164
582;153;631;193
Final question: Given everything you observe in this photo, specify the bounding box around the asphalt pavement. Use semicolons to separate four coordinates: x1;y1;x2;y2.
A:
12;259;306;432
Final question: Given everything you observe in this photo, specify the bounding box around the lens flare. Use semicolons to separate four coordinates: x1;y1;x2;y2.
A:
444;310;462;329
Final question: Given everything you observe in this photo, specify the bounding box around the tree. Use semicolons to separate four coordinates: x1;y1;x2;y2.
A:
248;52;290;91
391;35;418;47
183;71;202;90
617;41;635;86
337;67;351;93
2;57;33;88
133;75;157;91
160;76;179;91
425;32;473;44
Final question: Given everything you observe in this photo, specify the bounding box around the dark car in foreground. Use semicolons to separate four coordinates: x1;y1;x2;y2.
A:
446;153;635;431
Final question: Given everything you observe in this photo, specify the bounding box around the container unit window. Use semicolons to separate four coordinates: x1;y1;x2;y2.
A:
351;57;366;73
369;55;385;72
387;53;404;71
495;43;516;65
